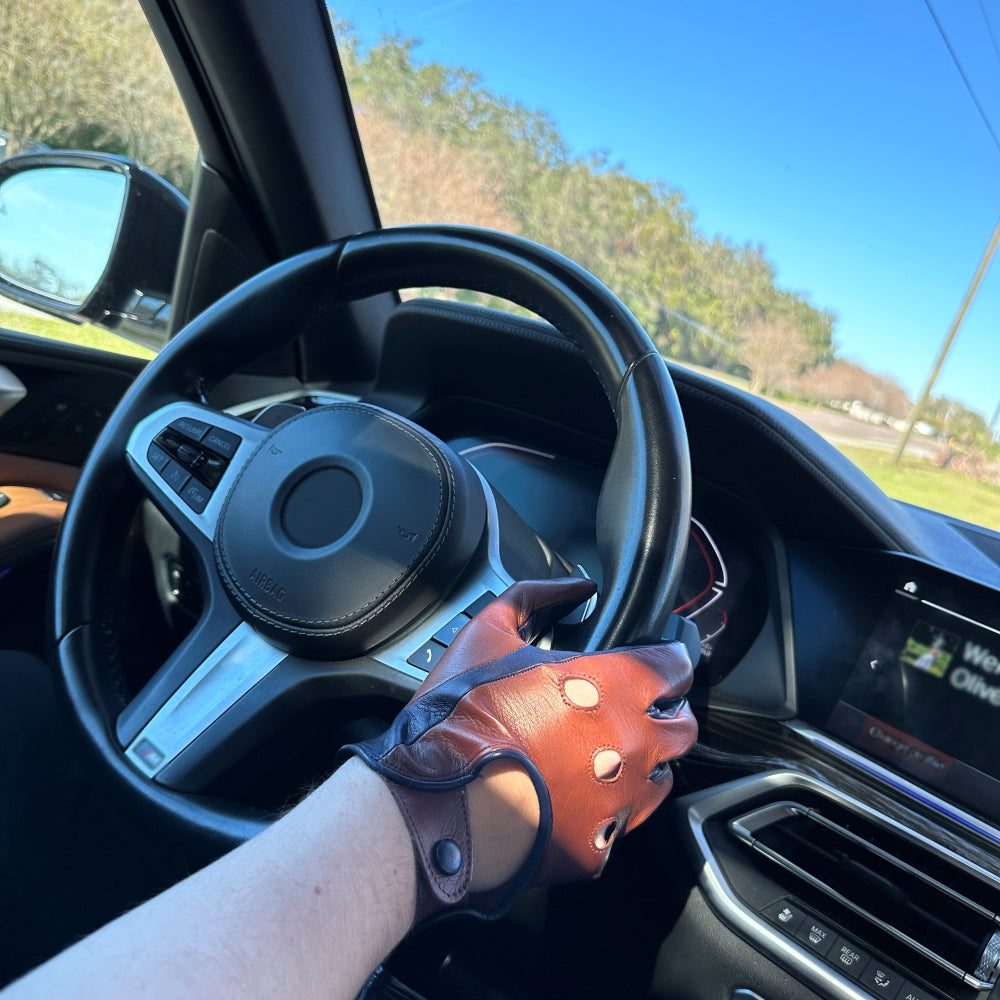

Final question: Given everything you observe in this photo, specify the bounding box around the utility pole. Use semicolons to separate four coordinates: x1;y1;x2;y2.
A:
892;217;1000;464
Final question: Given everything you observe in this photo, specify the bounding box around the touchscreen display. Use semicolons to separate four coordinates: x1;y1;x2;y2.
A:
826;576;1000;820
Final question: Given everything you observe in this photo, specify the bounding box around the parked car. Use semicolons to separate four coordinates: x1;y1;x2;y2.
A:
1;3;999;999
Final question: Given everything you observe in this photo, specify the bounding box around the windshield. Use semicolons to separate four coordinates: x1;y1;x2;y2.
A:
333;1;1000;531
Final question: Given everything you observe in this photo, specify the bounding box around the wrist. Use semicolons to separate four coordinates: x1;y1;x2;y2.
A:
466;760;540;892
315;758;418;928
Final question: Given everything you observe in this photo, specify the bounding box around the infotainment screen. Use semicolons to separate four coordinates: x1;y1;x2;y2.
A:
826;574;1000;822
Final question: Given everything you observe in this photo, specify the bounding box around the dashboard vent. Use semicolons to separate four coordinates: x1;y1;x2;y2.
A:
729;800;1000;992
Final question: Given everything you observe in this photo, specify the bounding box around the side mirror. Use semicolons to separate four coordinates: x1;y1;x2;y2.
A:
0;151;187;352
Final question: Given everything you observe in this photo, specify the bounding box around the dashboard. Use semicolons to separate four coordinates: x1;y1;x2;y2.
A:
452;411;1000;853
373;298;1000;1000
453;435;772;684
9;292;1000;1000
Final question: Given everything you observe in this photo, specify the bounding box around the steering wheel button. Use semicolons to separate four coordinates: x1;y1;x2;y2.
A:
169;416;210;442
176;442;202;467
146;441;171;472
160;460;190;495
433;613;471;646
195;452;227;489
407;640;448;671
464;592;497;617
180;478;211;514
202;426;241;459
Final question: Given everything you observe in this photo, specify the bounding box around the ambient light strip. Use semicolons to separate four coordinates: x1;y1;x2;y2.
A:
787;721;1000;851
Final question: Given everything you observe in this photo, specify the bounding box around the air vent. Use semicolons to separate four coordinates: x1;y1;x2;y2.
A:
729;801;1000;992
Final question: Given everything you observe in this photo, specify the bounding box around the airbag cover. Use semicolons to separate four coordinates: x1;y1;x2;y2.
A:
215;403;484;657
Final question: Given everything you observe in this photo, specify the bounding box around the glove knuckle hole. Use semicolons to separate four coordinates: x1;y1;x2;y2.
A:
563;676;600;708
648;760;672;784
648;696;686;720
592;748;623;781
594;819;618;850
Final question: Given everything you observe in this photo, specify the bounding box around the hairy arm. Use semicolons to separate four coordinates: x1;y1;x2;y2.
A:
3;759;415;1000
2;757;536;1000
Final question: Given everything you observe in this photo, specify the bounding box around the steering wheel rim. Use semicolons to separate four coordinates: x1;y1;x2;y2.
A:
51;225;691;843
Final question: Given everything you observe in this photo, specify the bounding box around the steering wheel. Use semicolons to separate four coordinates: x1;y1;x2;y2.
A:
51;226;691;844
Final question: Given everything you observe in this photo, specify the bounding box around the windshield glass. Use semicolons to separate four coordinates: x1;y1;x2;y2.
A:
333;1;1000;531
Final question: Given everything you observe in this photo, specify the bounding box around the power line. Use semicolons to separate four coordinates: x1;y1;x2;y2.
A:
924;0;1000;158
978;0;1000;72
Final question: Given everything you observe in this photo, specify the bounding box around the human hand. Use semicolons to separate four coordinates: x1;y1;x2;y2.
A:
345;577;698;922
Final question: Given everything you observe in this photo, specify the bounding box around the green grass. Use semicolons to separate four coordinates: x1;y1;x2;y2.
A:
838;445;1000;532
671;361;1000;533
0;309;155;361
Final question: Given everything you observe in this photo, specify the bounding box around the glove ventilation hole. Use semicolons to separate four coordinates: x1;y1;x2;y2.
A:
648;760;672;784
593;748;623;781
563;677;600;708
648;696;686;720
594;820;618;850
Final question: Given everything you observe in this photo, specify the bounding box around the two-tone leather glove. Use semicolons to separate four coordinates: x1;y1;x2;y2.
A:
344;577;698;922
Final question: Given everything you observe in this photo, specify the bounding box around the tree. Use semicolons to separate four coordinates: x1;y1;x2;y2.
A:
794;359;911;418
0;0;196;190
923;396;996;453
735;317;810;395
331;19;839;378
355;107;514;231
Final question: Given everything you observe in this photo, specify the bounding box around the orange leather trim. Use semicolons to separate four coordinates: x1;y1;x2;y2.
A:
0;455;79;495
0;486;67;564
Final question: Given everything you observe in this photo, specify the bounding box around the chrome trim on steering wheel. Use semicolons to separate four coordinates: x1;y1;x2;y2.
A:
124;623;287;779
126;401;267;539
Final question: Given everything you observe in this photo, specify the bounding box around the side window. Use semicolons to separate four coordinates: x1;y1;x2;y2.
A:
0;0;197;358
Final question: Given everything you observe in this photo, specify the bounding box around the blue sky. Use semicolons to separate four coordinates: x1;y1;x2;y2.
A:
334;0;1000;419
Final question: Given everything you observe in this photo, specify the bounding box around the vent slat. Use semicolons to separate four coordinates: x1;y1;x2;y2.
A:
730;800;1000;991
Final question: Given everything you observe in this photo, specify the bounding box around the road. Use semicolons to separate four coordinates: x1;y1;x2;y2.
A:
779;400;941;461
672;362;942;462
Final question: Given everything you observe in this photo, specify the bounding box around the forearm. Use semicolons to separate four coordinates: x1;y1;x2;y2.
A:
3;579;696;998
3;758;415;1000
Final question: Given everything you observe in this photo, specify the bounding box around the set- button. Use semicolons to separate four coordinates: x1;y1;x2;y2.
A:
146;418;243;513
761;897;941;1000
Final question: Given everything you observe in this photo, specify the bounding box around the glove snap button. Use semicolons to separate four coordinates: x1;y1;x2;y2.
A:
433;838;463;876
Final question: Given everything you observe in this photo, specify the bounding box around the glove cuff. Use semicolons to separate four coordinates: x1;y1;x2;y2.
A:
382;780;473;924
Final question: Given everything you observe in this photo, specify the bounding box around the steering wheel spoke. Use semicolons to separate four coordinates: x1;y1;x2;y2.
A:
126;401;268;542
119;619;289;787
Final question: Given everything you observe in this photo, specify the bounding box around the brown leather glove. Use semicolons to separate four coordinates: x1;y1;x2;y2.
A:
344;577;698;922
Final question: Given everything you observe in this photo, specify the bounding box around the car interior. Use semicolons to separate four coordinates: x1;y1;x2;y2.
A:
2;3;1000;1000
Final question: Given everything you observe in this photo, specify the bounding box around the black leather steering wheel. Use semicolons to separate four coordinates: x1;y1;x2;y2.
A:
51;226;691;844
